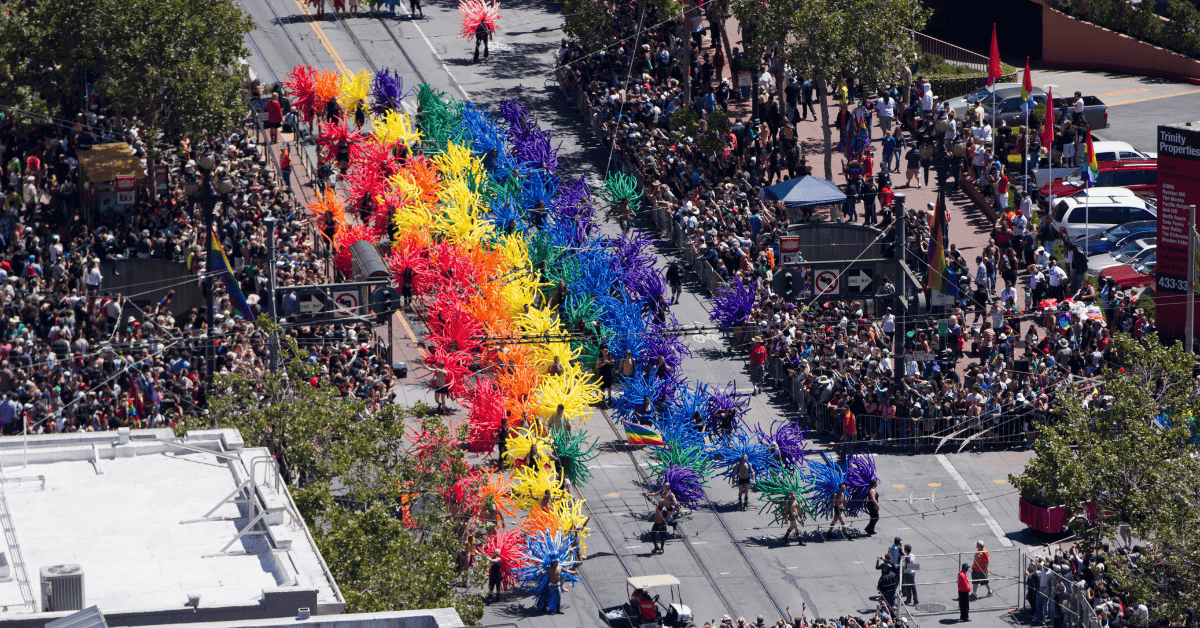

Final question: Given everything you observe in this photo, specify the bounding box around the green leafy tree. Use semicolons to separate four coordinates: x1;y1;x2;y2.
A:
562;0;680;53
189;341;485;623
1011;334;1200;620
0;0;253;144
734;0;929;179
673;104;732;158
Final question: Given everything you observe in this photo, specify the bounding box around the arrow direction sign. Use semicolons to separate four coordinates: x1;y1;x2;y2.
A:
847;269;873;292
298;294;325;314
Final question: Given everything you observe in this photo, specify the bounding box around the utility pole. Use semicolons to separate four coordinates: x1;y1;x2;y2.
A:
199;174;219;385
264;218;278;322
893;192;907;392
265;217;280;371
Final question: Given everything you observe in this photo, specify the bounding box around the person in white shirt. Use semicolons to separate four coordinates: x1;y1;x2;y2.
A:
1047;260;1068;300
920;88;934;114
48;235;63;264
977;121;993;145
1072;91;1085;125
877;94;896;134
1000;284;1017;305
976;256;989;293
1018;191;1033;219
905;357;920;377
22;173;41;199
758;68;774;94
1035;246;1050;269
85;260;103;295
944;110;958;149
882;307;896;344
1012;212;1028;240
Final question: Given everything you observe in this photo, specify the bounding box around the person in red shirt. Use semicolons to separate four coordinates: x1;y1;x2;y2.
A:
279;149;293;188
971;541;992;598
749;336;768;395
266;93;283;144
958;563;971;622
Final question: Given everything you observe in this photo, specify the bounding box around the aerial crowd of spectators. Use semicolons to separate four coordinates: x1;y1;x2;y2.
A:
1027;542;1155;628
0;90;395;433
553;0;1157;454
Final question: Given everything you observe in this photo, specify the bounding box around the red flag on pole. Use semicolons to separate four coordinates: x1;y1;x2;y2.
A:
1041;87;1055;149
987;24;1002;87
1021;57;1032;101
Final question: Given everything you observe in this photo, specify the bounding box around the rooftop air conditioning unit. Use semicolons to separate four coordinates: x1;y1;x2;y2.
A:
41;564;85;612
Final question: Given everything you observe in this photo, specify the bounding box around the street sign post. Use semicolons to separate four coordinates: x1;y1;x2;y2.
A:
780;236;801;265
331;289;362;318
814;269;840;295
278;280;396;323
846;268;873;294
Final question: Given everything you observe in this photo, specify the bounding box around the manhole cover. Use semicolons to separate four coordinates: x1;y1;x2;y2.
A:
914;604;947;612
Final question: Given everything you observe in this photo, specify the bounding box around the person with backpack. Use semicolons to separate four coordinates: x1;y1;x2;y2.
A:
474;20;492;63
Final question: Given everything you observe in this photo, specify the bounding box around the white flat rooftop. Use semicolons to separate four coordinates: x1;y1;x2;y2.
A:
0;430;343;619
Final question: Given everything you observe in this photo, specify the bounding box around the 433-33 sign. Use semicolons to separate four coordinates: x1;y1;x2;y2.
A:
1158;274;1191;293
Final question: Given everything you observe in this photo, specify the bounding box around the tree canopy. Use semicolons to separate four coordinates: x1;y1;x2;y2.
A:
560;0;682;54
733;0;929;178
1011;333;1200;620
0;0;254;143
187;341;485;624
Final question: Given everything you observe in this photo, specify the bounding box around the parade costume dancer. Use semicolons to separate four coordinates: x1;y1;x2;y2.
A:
516;532;580;614
458;0;499;62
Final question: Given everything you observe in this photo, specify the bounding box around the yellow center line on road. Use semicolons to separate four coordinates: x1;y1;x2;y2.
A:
396;310;419;344
1094;88;1150;98
287;0;351;75
1108;89;1200;107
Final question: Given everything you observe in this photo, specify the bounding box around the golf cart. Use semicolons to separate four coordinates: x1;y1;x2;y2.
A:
599;575;693;628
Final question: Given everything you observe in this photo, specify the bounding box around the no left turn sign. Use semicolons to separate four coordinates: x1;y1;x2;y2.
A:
814;269;840;295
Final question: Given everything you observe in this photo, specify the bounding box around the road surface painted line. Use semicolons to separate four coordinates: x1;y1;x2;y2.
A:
936;454;1013;547
392;3;471;100
1109;89;1200;106
396;311;418;344
286;0;351;74
1095;88;1150;98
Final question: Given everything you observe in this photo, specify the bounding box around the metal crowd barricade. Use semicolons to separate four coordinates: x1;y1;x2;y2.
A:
1018;554;1100;628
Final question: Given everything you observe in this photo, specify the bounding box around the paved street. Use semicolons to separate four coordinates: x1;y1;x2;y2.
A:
235;5;1179;627
1028;69;1200;152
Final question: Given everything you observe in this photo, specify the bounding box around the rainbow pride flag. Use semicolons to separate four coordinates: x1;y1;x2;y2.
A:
1081;128;1099;188
925;190;950;294
210;227;255;320
623;421;665;446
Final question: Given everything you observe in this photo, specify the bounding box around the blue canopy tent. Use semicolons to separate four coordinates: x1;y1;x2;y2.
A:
763;175;846;208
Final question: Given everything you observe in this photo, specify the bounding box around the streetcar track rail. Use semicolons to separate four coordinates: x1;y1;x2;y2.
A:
595;406;741;620
246;33;282;83
258;0;310;65
330;12;379;73
375;17;429;87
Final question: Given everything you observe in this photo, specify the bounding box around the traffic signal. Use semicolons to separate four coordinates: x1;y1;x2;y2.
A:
773;268;803;301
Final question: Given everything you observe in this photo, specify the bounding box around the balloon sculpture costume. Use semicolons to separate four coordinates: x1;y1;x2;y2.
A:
280;62;880;612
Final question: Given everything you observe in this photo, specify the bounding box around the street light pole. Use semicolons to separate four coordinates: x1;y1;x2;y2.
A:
893;192;907;392
200;175;218;386
264;217;279;371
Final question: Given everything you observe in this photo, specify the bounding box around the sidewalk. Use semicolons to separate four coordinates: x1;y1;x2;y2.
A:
693;19;1003;287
